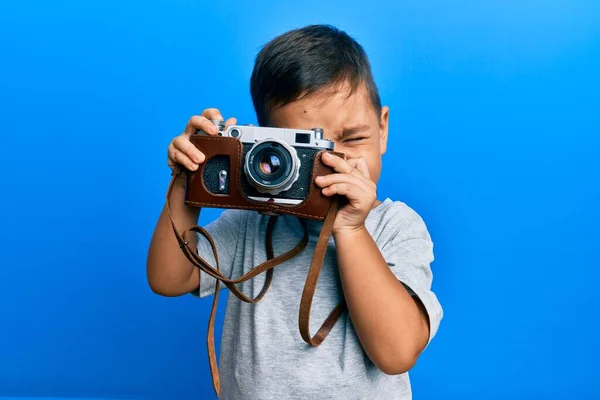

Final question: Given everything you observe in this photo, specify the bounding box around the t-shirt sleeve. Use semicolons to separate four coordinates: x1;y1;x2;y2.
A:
189;209;245;298
379;206;444;348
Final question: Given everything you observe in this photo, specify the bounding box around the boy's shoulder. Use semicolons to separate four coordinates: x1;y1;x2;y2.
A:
365;198;432;243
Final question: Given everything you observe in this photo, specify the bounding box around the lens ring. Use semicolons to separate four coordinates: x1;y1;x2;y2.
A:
248;144;291;186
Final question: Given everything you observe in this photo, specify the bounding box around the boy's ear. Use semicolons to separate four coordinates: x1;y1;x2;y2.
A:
379;106;390;155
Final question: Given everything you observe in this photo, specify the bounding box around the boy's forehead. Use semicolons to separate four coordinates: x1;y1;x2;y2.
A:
269;84;377;134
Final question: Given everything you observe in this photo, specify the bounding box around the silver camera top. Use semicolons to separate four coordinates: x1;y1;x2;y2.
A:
205;120;334;150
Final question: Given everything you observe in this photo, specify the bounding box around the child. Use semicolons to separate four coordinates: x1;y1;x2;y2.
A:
147;24;443;400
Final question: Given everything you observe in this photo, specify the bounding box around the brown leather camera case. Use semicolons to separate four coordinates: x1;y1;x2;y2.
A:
183;135;343;219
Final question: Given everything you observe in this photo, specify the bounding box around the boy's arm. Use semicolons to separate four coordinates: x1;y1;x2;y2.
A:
316;153;442;375
146;177;201;296
334;228;434;375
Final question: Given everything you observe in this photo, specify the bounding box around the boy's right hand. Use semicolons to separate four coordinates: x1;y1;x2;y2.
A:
168;108;237;174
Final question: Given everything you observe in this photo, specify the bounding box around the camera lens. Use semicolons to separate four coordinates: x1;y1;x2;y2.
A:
259;154;281;175
252;146;287;182
244;140;301;195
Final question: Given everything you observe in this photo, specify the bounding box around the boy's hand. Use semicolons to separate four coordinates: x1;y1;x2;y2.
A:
315;153;377;235
168;108;236;179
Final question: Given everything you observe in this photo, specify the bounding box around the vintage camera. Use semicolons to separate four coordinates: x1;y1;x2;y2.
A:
201;120;335;204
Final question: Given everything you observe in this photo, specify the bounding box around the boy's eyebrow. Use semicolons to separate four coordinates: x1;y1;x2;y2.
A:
340;124;371;137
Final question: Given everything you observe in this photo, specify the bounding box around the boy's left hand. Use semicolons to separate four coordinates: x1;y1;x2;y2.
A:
315;152;377;235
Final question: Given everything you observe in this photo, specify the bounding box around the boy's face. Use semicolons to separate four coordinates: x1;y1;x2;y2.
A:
268;83;390;185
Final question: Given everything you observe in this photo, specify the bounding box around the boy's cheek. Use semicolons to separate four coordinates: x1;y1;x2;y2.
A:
365;159;382;183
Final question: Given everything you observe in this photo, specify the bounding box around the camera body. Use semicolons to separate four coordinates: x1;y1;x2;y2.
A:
203;121;334;204
184;120;343;220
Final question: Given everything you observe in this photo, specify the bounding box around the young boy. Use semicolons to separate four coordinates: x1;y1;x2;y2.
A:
147;24;443;399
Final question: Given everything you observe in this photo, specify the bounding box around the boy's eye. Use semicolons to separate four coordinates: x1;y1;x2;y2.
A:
345;137;366;143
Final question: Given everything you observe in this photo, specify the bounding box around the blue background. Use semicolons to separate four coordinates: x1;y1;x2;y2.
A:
1;0;599;399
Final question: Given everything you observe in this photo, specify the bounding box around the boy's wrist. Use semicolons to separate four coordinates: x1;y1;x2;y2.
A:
332;224;368;240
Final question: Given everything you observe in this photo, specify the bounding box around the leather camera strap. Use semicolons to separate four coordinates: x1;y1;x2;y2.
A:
166;166;346;396
297;199;347;346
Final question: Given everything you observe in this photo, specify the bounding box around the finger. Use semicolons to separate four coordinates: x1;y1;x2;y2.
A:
169;148;199;171
201;108;224;121
185;115;219;135
321;182;366;200
172;136;205;164
225;117;237;127
347;157;370;180
321;152;353;174
315;173;368;191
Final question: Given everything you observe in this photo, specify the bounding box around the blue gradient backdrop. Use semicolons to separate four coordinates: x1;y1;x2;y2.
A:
1;1;599;399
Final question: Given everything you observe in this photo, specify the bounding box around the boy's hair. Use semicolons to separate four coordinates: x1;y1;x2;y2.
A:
250;24;382;126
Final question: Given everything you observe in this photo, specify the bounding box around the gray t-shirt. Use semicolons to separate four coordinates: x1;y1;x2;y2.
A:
193;198;443;399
